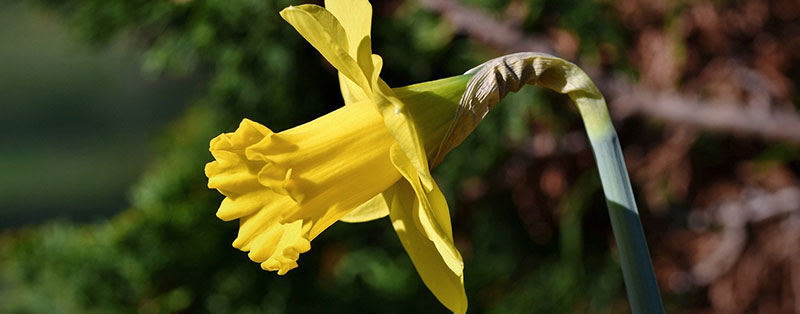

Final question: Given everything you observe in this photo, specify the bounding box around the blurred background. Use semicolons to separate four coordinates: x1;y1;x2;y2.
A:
0;0;798;313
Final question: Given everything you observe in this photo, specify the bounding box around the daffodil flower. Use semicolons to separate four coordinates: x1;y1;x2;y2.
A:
205;0;470;312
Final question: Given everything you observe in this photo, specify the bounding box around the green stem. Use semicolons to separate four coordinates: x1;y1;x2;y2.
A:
573;94;665;314
452;53;665;313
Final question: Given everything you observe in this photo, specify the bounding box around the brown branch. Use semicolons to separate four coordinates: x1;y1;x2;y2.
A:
689;187;800;285
419;0;800;145
611;82;800;144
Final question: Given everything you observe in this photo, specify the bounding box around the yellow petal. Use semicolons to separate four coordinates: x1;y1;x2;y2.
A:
279;5;371;96
385;181;467;314
389;144;462;274
325;0;375;104
338;72;369;105
324;0;372;57
370;54;435;190
339;193;390;223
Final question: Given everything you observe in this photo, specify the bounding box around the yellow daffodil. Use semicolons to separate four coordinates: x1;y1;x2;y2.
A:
205;0;471;312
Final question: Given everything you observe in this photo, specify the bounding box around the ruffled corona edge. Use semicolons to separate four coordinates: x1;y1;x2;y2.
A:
205;119;311;275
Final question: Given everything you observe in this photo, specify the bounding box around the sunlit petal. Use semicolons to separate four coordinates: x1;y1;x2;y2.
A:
279;5;371;96
385;181;468;314
339;193;389;223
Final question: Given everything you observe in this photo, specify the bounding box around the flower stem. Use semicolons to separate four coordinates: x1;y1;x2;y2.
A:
574;95;665;314
453;53;665;313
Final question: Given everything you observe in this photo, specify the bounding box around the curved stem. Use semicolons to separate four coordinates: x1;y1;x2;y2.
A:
452;53;665;314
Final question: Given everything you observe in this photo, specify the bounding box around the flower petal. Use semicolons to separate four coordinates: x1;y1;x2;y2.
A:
370;54;435;190
338;73;369;105
325;0;375;105
385;181;467;314
389;144;462;275
279;4;371;96
324;0;371;56
339;193;390;223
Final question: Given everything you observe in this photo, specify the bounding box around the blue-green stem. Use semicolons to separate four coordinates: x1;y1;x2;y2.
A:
573;94;665;314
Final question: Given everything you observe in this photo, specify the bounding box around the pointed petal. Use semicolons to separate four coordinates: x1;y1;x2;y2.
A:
325;0;375;104
389;144;461;274
339;193;390;223
385;181;468;314
324;0;372;56
279;5;371;95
